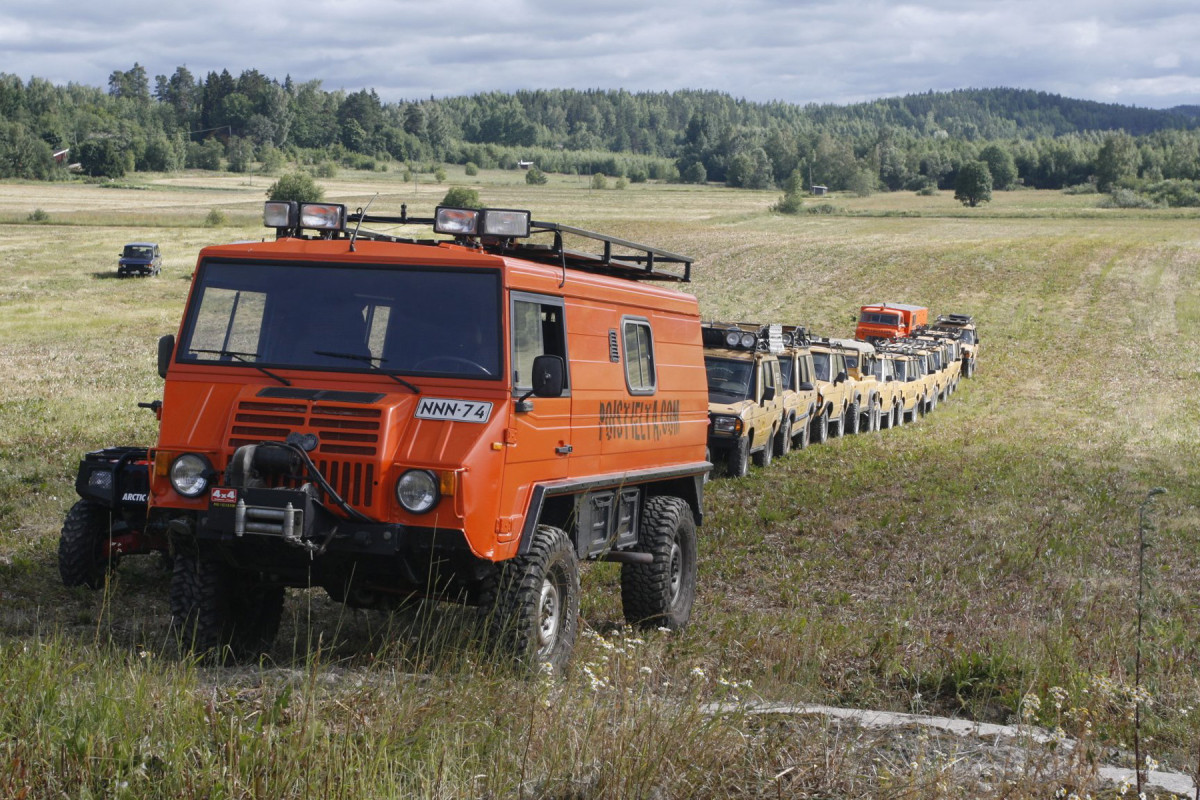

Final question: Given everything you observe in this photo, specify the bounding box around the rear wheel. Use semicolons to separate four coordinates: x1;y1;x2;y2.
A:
621;497;697;630
483;525;579;671
170;550;284;663
845;401;860;434
59;500;116;589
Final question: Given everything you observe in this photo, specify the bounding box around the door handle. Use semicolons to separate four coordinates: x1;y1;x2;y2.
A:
555;445;573;455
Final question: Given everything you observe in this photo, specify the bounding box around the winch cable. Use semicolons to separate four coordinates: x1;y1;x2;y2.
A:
260;441;375;524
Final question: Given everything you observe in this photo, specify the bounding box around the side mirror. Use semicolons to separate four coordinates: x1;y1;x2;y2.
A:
799;381;814;391
762;385;776;402
157;334;175;379
834;370;848;385
531;354;565;398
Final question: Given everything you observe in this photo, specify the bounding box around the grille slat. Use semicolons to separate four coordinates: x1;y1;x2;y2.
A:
229;400;381;511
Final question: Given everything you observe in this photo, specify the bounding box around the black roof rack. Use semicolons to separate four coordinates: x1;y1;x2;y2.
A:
345;206;694;283
935;313;974;325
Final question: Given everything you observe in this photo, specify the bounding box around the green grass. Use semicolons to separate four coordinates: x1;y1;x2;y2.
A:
2;171;1200;796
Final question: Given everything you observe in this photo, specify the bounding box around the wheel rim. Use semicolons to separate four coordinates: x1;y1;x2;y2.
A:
537;575;561;653
667;540;683;606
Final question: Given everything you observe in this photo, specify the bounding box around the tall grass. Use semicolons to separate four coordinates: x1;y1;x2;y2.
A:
2;175;1200;795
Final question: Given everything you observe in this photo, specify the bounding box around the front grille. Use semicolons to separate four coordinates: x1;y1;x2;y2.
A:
227;399;382;507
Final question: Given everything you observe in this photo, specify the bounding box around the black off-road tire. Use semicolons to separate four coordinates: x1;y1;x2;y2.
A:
482;525;580;672
773;417;791;458
830;406;845;439
59;500;117;589
869;398;881;432
753;432;773;468
811;409;829;444
727;436;750;477
170;551;284;663
621;496;697;631
794;414;811;449
845;401;860;435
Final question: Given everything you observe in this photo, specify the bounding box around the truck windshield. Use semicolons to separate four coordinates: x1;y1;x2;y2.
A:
178;260;502;379
705;357;754;403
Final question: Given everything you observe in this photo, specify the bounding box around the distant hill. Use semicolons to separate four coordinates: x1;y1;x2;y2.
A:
797;88;1197;139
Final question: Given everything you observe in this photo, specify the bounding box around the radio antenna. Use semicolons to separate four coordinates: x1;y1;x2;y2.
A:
349;194;378;252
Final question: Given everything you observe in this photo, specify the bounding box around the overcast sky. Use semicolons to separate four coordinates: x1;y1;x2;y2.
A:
3;1;1198;109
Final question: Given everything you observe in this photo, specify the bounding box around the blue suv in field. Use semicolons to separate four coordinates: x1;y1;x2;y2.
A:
118;242;161;277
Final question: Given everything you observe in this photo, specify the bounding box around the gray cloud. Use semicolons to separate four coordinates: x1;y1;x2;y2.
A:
2;1;1197;107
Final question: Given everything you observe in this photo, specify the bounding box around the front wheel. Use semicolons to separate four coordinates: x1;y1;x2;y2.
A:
845;401;860;435
753;432;773;468
727;436;750;477
483;525;580;672
811;409;829;444
794;414;811;449
773;417;791;458
621;496;697;630
59;500;116;589
170;551;284;663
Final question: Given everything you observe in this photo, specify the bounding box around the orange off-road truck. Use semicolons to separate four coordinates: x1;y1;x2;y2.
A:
855;303;928;342
61;202;710;669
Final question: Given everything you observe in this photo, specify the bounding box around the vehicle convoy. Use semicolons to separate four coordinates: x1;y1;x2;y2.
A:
118;242;162;277
702;323;786;476
63;202;710;669
855;303;927;342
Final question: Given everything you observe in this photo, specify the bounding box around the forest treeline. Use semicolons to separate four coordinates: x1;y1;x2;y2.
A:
3;63;1200;201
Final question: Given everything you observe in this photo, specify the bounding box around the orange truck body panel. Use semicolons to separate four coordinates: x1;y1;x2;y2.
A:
855;303;928;342
149;236;707;564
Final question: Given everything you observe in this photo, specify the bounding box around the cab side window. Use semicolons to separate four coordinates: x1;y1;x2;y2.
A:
623;317;655;395
760;361;777;401
512;293;568;393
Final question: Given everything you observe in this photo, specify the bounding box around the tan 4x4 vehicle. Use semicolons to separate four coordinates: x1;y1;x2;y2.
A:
872;351;917;428
777;326;819;451
878;343;933;422
806;338;858;442
832;338;883;433
704;324;786;477
930;313;980;378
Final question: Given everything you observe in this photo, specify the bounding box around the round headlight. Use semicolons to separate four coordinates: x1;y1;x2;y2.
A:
396;470;439;514
724;330;740;348
170;453;210;497
739;332;756;349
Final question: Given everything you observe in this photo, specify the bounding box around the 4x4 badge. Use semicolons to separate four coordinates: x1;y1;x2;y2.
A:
210;487;238;505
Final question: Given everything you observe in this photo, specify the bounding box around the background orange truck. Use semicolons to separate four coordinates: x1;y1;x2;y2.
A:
855;303;928;342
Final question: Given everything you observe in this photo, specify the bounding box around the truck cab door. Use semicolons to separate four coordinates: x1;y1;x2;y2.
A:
504;293;571;480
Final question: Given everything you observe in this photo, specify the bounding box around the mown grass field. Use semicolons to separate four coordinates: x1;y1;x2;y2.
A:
2;168;1199;798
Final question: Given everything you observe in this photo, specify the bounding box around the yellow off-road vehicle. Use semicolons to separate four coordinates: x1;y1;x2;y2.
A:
703;324;786;476
868;350;908;429
877;343;933;422
930;313;980;378
806;337;858;442
832;338;883;433
777;326;819;452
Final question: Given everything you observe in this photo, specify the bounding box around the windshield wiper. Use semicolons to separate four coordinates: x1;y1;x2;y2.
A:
189;348;291;386
313;351;421;394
